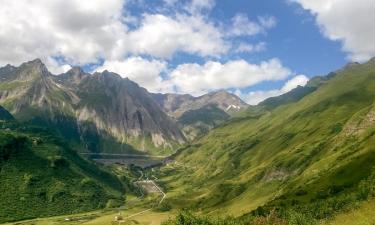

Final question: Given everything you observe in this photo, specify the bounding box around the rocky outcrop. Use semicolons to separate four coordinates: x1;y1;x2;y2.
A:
152;91;248;140
0;59;185;154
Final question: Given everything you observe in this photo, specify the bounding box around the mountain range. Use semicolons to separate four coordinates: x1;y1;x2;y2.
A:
1;58;375;224
159;57;375;223
0;59;247;155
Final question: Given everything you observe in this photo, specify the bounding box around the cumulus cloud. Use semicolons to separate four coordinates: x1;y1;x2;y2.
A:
168;58;291;96
238;75;309;105
229;14;277;37
0;0;291;102
292;0;375;62
96;57;294;97
0;0;126;69
126;13;229;58
0;0;278;69
96;57;172;93
0;0;230;68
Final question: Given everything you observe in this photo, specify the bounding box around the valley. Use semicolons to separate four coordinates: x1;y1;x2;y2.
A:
1;1;374;224
1;58;375;225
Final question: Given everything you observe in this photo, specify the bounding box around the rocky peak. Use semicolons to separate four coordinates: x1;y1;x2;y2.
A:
0;59;187;154
17;58;50;80
0;64;17;81
152;90;248;118
197;90;248;111
59;67;88;85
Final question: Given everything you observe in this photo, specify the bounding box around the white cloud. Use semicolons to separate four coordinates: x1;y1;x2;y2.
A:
96;57;294;97
0;0;278;73
126;13;229;58
0;0;290;102
281;74;309;92
0;0;126;69
229;14;277;37
96;57;172;93
168;58;291;96
0;0;231;67
293;0;375;62
238;75;309;105
235;42;267;53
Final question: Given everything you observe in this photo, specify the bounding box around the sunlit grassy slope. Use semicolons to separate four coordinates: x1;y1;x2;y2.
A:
157;59;375;221
322;199;375;225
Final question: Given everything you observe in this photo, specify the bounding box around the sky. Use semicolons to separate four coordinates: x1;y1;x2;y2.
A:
0;0;374;105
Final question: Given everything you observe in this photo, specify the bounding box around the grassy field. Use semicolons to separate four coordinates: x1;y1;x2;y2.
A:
2;191;175;225
322;199;375;225
0;121;125;223
152;58;375;223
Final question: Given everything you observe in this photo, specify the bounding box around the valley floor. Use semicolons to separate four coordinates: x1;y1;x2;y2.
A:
2;169;171;225
6;199;375;225
2;208;173;225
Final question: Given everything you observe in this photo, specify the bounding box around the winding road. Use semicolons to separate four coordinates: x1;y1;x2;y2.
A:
117;169;166;222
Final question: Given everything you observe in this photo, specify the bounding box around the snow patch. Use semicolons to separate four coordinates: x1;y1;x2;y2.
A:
226;104;241;111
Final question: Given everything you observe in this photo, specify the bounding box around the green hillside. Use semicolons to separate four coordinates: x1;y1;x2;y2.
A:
0;112;125;223
157;59;375;223
178;105;230;140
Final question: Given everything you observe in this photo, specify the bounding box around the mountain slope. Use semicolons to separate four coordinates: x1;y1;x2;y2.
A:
0;109;124;223
177;104;231;140
158;58;375;222
153;91;248;140
0;60;185;155
153;91;248;118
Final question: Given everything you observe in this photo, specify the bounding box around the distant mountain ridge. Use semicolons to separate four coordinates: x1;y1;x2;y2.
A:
152;91;248;118
0;59;248;154
152;91;248;140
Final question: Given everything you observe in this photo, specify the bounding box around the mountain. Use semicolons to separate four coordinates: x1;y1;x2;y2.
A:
159;58;375;223
0;111;124;223
153;91;248;118
0;59;185;155
152;91;248;140
177;105;231;140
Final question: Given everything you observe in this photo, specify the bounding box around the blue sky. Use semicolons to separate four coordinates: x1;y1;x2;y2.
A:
0;0;374;104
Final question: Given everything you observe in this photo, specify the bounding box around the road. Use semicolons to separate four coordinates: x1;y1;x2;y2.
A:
117;169;166;222
79;152;167;158
135;180;166;205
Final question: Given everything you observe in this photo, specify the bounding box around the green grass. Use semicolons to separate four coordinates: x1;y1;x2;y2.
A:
178;105;230;141
155;59;375;223
0;121;125;223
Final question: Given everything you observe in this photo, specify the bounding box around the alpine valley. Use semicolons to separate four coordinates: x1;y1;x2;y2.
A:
1;57;375;225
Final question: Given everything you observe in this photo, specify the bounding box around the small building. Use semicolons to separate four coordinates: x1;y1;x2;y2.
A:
114;215;123;221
